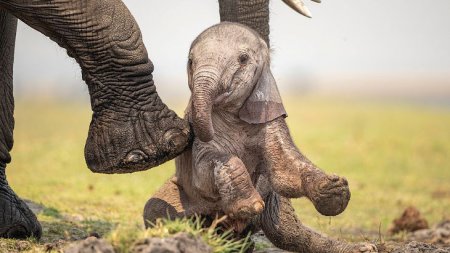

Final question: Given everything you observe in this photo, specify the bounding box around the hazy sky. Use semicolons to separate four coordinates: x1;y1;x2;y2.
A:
12;0;450;100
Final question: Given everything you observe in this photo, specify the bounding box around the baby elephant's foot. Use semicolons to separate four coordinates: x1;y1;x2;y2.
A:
215;157;264;220
225;191;265;220
305;173;350;216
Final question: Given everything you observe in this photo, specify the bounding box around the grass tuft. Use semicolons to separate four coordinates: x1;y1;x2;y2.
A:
145;216;251;253
107;216;251;253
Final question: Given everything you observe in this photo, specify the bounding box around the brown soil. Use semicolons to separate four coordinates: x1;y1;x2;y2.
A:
389;206;429;234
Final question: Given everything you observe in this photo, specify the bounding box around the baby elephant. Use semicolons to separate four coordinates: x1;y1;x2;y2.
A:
144;22;377;253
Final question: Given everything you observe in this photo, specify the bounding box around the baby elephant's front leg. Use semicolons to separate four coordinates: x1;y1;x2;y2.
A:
262;118;350;216
214;156;264;220
192;144;264;220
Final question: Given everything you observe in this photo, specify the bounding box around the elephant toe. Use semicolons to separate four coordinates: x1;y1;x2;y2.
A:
0;223;39;239
0;176;42;240
226;193;265;220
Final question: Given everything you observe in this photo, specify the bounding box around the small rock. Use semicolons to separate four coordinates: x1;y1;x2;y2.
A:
390;206;429;234
131;232;212;253
64;236;115;253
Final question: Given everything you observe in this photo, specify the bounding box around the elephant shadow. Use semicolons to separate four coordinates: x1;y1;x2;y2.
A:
25;201;115;246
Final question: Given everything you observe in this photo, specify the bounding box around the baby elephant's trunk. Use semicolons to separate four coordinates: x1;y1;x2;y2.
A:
191;69;220;142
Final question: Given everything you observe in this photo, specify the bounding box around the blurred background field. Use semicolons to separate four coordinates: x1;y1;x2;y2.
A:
7;95;450;244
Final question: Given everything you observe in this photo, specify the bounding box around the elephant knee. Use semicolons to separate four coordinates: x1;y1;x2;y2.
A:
270;172;304;198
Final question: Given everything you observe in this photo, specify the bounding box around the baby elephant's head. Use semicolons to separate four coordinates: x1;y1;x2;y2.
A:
188;22;286;142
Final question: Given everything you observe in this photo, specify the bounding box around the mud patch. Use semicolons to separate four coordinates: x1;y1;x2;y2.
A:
65;236;115;253
378;220;450;253
389;206;429;234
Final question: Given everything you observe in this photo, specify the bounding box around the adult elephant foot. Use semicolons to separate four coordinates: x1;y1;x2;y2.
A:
0;166;42;239
84;100;192;174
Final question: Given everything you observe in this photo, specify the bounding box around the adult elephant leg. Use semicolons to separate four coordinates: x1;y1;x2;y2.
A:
0;0;192;174
259;192;377;253
0;10;41;239
218;0;270;45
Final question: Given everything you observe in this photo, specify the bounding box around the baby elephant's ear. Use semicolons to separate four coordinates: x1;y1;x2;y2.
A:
239;65;287;124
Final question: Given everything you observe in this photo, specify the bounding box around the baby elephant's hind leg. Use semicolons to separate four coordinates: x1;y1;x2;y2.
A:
259;192;377;253
143;177;190;228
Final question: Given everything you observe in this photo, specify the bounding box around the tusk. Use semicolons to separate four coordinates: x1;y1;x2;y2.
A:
282;0;313;18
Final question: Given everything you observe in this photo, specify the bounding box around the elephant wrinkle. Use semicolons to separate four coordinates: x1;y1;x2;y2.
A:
0;0;191;175
144;22;377;253
0;0;192;240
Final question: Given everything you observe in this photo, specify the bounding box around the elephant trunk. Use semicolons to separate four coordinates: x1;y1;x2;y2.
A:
191;69;220;142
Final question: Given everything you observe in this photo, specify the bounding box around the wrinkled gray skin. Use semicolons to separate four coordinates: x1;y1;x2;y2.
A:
0;0;192;239
144;23;377;253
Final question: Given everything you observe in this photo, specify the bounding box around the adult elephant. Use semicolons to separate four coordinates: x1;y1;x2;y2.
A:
0;0;317;239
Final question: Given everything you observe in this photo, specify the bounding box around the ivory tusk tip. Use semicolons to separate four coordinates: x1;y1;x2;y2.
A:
299;6;313;18
282;0;313;18
304;9;313;18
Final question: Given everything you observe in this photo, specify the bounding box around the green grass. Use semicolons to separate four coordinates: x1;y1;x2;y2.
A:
106;216;250;253
3;95;450;251
137;217;251;253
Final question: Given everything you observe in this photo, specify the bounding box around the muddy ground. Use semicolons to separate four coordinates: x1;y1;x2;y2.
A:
58;223;450;253
252;212;450;253
2;220;449;253
253;206;450;253
252;221;450;253
1;202;449;253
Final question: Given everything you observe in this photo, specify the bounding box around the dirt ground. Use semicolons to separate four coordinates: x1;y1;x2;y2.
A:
2;219;449;253
253;219;450;253
253;206;450;252
2;202;450;253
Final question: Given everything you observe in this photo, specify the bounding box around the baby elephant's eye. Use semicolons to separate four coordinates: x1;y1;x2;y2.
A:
238;53;249;65
188;59;193;68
